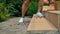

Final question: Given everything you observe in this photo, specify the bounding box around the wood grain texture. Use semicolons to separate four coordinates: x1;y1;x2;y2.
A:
48;11;60;14
51;14;58;28
58;15;60;30
27;14;57;31
55;1;60;10
42;6;55;11
43;11;60;28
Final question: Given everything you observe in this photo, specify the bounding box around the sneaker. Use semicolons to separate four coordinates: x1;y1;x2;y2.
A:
19;17;24;23
36;12;43;17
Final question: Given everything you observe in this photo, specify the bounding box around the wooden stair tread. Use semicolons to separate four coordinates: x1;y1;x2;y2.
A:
42;11;60;28
27;14;57;31
47;11;60;14
43;11;60;14
42;6;55;11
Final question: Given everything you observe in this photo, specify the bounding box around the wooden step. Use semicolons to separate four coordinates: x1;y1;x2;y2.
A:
42;11;60;29
55;1;60;10
27;14;57;32
42;6;55;11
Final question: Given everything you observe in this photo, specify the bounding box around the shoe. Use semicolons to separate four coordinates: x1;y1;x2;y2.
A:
36;12;43;17
19;18;24;23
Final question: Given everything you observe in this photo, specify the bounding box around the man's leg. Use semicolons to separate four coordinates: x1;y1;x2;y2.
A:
38;0;44;12
36;0;44;17
36;0;49;17
19;0;29;22
50;0;55;6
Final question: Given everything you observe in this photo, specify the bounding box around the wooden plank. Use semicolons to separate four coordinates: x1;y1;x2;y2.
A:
48;11;60;14
43;11;60;28
58;15;60;31
42;6;55;11
42;11;60;18
55;1;60;10
47;12;58;28
27;14;57;31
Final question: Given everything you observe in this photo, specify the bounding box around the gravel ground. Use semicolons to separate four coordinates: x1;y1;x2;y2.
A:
0;17;59;34
0;17;31;34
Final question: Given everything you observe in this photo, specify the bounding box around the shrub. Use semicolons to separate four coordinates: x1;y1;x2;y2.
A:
0;2;10;22
0;10;10;22
6;0;23;17
26;1;38;16
0;0;23;22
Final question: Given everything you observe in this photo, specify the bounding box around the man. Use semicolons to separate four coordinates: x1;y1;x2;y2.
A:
19;0;55;23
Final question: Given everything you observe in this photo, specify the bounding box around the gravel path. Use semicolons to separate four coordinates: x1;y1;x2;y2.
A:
0;17;31;34
0;17;59;34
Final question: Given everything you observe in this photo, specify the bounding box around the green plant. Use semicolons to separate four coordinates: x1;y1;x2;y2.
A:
0;0;23;22
6;3;19;16
0;2;10;22
26;1;38;16
0;9;10;22
6;0;23;16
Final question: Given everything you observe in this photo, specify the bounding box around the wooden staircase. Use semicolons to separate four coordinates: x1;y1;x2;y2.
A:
42;11;60;28
27;15;57;31
27;11;60;33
